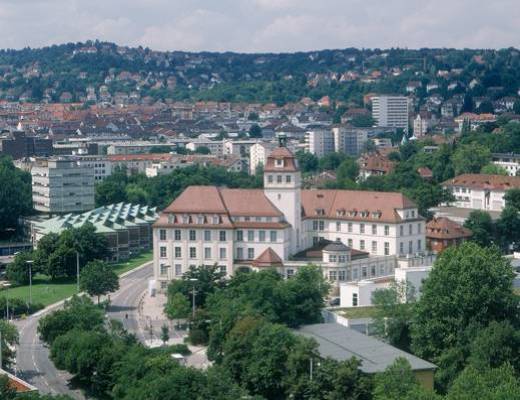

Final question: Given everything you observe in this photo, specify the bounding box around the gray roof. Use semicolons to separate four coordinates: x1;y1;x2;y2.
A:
296;323;436;373
323;241;350;252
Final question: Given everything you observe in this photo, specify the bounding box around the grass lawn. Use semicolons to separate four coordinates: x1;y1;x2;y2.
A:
337;306;381;319
0;250;153;308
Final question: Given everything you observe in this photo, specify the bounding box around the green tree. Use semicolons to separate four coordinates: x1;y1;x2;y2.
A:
495;205;520;251
463;210;495;247
372;281;416;351
0;156;32;236
295;150;319;173
0;320;19;369
0;375;16;400
80;260;119;303
194;146;211;155
160;324;169;345
373;358;439;400
446;364;520;400
6;251;35;285
248;124;262;138
165;292;190;326
411;243;519;386
480;164;508;175
350;114;374;127
504;188;520;209
452;143;491;175
37;295;104;344
336;157;360;185
149;145;173;153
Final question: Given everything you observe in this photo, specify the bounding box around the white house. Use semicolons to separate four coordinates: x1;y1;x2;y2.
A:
442;174;520;212
153;144;428;291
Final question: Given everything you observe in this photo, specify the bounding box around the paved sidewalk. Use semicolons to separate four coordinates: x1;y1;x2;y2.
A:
136;290;211;369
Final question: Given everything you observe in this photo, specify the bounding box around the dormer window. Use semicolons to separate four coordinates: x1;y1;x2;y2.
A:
350;210;357;217
316;208;325;216
275;159;284;168
182;214;189;224
212;215;220;224
197;215;204;224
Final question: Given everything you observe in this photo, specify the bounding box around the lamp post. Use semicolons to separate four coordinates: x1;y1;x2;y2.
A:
26;260;34;306
189;278;198;319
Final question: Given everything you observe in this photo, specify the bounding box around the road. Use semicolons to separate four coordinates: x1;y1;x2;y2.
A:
15;262;153;399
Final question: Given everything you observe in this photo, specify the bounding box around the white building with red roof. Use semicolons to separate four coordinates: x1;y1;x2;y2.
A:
153;142;429;291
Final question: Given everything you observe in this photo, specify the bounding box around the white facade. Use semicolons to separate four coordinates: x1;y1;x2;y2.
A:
186;139;223;155
445;185;508;212
372;95;409;133
492;153;520;177
31;158;95;214
249;142;276;174
76;156;113;181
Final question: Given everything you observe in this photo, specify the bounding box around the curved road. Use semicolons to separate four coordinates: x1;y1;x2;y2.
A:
15;262;153;399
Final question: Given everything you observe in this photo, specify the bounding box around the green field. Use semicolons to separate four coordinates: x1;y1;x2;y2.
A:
0;250;153;308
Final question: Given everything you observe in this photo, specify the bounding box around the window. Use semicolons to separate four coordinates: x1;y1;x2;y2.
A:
362;267;367;278
336;222;341;232
159;229;166;241
399;242;404;254
352;293;358;306
352;268;358;280
236;247;244;259
220;265;227;274
175;264;182;276
371;265;376;276
259;231;266;242
360;223;365;234
219;248;227;260
371;241;377;253
411;210;415;218
360;240;365;250
400;225;404;236
277;175;283;183
248;248;255;259
384;225;390;236
175;230;181;240
189;247;196;259
408;241;413;254
339;255;346;263
329;255;337;262
204;247;211;259
286;175;292;183
189;230;196;241
348;239;353;247
338;270;346;281
160;246;167;258
175;247;181;258
161;281;168;289
329;271;337;281
248;230;254;241
236;230;243;242
204;230;211;241
417;239;422;251
319;221;325;231
286;269;294;279
417;223;422;234
384;242;390;256
160;264;168;275
409;224;413;235
313;221;319;230
313;236;319;245
348;223;353;233
270;231;277;242
268;175;273;183
372;224;377;235
219;231;226;241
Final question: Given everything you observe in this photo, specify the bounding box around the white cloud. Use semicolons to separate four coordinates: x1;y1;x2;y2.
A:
0;0;519;51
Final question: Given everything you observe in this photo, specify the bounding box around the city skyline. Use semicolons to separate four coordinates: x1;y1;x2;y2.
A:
1;0;520;52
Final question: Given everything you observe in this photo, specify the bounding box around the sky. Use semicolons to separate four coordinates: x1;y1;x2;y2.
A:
1;0;519;53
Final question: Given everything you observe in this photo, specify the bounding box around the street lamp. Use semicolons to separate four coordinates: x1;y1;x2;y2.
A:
189;278;198;319
26;260;34;306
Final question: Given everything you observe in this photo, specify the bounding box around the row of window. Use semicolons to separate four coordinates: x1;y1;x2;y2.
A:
159;246;259;260
159;229;280;243
399;240;422;255
312;221;422;236
160;246;228;260
160;229;228;242
267;174;292;184
159;264;227;278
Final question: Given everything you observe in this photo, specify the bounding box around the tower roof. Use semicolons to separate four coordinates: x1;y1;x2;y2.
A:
264;146;299;172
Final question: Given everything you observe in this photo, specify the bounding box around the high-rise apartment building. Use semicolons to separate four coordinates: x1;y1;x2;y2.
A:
306;129;335;157
31;158;95;214
372;96;409;133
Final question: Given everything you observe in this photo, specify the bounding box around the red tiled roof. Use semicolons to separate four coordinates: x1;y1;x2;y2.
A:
426;217;472;240
252;248;283;267
264;146;299;172
442;174;520;191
